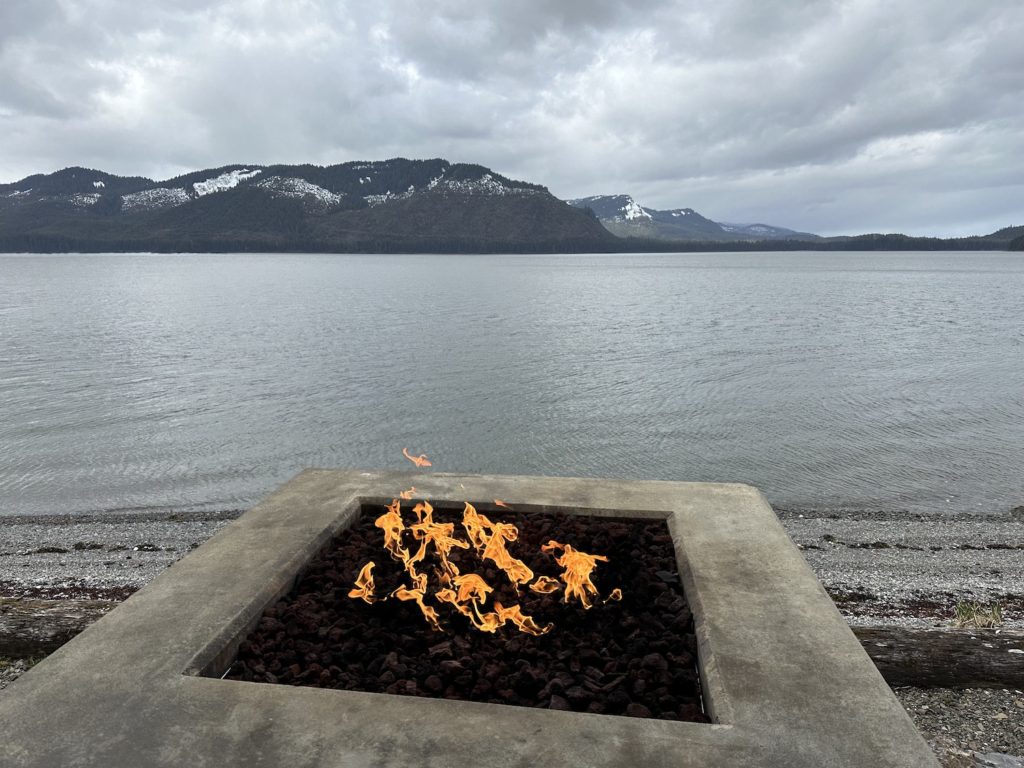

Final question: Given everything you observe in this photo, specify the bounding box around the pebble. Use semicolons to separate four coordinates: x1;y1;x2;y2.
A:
781;515;1024;629
0;512;233;598
895;687;1024;766
0;658;36;691
2;505;1022;765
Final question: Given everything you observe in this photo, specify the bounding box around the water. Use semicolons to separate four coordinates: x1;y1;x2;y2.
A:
1;251;1022;517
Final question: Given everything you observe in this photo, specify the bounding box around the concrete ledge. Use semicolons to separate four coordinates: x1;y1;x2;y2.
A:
0;470;939;767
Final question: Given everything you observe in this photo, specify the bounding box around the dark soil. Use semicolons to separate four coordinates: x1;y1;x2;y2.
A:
224;503;708;723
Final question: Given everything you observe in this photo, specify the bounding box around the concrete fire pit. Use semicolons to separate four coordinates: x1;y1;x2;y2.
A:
0;470;939;767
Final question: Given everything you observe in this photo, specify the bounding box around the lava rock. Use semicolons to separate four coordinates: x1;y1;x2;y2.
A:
224;505;708;724
626;702;653;718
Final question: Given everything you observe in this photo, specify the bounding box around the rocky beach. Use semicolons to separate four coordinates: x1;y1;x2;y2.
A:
1;504;1021;766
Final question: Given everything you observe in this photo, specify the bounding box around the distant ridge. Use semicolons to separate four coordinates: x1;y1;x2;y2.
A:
567;193;1022;251
567;194;819;242
0;160;615;253
1;162;1020;253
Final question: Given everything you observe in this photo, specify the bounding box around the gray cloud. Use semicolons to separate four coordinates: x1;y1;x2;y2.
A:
1;0;1021;236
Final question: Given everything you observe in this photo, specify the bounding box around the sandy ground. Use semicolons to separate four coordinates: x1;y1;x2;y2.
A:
1;506;1022;766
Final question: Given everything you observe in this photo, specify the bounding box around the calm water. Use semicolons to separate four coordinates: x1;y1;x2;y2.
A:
1;251;1022;517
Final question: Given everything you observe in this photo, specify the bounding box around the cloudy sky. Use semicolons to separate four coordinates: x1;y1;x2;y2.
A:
1;0;1022;236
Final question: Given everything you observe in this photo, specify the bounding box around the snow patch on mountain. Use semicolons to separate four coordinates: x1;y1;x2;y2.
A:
121;187;190;211
621;197;651;220
568;194;817;241
719;222;796;236
255;176;345;207
362;173;538;206
365;185;416;206
92;180;105;189
193;168;262;197
69;193;100;207
433;173;540;196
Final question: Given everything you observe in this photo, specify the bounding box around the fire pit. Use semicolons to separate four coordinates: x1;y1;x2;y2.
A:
223;500;707;721
0;470;940;767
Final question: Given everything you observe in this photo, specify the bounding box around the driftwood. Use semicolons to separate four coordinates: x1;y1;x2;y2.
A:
852;625;1024;689
2;598;1022;689
0;598;117;657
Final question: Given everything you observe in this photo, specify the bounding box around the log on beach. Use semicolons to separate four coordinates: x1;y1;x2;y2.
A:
2;597;1022;689
0;598;117;658
851;625;1024;689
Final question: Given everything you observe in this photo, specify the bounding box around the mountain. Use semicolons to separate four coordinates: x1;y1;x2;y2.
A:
0;160;616;253
718;222;817;239
2;166;1019;253
568;194;820;242
804;224;1024;251
978;225;1024;248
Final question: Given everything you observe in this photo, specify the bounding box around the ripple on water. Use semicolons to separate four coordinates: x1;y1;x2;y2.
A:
0;251;1022;516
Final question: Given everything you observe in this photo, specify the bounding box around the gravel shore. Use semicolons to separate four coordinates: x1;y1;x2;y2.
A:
894;687;1024;767
4;506;1020;623
778;508;1024;629
0;510;237;600
1;505;1022;766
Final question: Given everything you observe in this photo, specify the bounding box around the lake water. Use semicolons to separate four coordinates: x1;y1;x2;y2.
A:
1;251;1022;517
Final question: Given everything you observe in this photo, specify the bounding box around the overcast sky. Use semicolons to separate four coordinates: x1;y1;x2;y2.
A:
2;0;1022;236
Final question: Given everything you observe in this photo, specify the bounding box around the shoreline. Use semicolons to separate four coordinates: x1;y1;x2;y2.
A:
1;504;1022;765
1;504;1021;621
0;508;244;527
3;499;1020;525
774;504;1024;523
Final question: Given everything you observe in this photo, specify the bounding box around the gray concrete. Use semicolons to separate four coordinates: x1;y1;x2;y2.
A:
0;470;939;767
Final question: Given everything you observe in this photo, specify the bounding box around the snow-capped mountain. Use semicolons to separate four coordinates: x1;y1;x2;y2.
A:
568;194;819;242
193;168;262;196
10;168;1011;253
0;160;612;252
718;222;813;239
0;160;548;215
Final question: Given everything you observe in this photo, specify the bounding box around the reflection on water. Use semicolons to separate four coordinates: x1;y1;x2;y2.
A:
0;251;1022;516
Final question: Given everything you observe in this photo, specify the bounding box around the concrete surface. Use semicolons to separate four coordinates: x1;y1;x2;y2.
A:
0;470;939;767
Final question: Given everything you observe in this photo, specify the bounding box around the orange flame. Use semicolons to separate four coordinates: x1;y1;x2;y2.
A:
350;454;618;635
407;500;470;581
453;572;493;604
402;447;432;467
529;575;561;594
374;499;409;563
435;574;551;636
411;500;433;524
541;540;609;609
392;571;443;632
461;502;491;552
474;602;552;636
348;561;378;604
482;523;534;585
440;575;490;624
435;573;490;623
462;502;534;585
